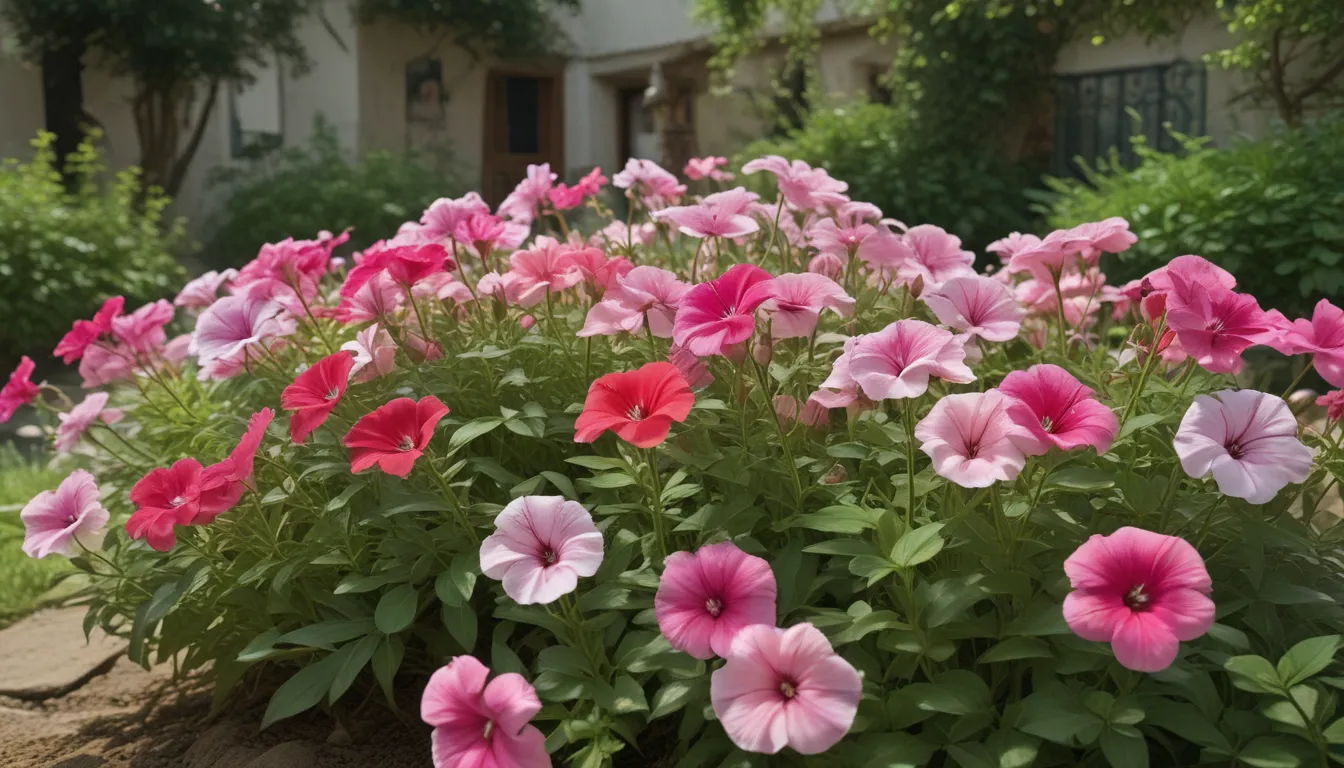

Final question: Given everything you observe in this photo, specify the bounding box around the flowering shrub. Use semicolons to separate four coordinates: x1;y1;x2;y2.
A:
9;153;1344;767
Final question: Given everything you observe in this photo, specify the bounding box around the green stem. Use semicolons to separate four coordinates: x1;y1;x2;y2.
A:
765;196;786;270
903;399;919;527
1280;355;1314;400
751;361;804;515
427;455;479;545
84;432;145;470
644;449;668;562
1119;318;1166;429
294;288;337;355
1193;497;1224;548
1051;267;1069;357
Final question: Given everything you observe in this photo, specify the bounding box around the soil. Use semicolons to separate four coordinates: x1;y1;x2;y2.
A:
0;656;434;768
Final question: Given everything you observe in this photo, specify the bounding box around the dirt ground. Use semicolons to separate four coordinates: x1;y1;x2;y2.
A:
0;656;434;768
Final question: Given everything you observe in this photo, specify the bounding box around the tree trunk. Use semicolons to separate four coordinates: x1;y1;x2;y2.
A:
40;40;87;186
133;79;221;199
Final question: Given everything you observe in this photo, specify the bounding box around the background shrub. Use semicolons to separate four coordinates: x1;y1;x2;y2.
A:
1044;114;1344;316
0;132;185;363
202;120;466;268
736;101;1040;258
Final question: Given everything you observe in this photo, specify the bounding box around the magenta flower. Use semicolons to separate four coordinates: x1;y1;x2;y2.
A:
421;655;550;768
110;299;174;353
1273;299;1344;386
479;496;604;605
54;296;124;364
497;164;556;224
998;364;1119;456
914;390;1030;487
847;319;974;401
341;324;397;383
336;270;405;324
175;269;238;310
652;187;761;239
127;458;205;551
655;541;777;660
198;407;274;521
672;264;776;357
669;344;714;391
741;155;850;212
1319;390;1344;423
0;356;40;423
1173;389;1312;504
1165;285;1272;374
191;295;297;379
762;273;855;339
1063;527;1214;673
711;623;861;755
54;392;123;453
421;192;491;242
896;225;976;290
1140;254;1238;320
922;275;1024;343
21;470;109;559
579;266;691;339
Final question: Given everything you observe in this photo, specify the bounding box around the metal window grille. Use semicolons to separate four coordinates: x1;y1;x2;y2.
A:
1053;60;1206;178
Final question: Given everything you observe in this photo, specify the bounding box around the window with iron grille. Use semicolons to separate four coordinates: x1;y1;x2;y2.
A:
1053;60;1206;178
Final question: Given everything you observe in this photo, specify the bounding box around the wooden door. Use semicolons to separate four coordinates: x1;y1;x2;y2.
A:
482;71;564;207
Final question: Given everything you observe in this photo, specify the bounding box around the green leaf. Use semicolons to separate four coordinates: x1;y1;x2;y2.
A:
1144;700;1231;752
594;675;649;714
1117;413;1166;441
325;480;366;512
890;523;945;568
538;471;577;499
449;417;504;449
565;456;629;471
237;628;283;662
782;504;881;534
328;634;380;704
900;670;990;716
372;635;404;707
1237;736;1308;768
978;637;1053;663
1262;686;1319;730
1100;728;1148;768
1276;635;1341;687
262;649;344;729
1004;600;1071;636
650;679;700;719
277;619;376;649
1323;717;1344;744
582;472;637;489
442;602;478;651
1048;467;1115;491
374;584;419;634
260;486;290;506
1225;654;1285;694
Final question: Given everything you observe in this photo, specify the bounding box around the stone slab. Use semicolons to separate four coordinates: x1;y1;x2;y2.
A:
0;607;126;700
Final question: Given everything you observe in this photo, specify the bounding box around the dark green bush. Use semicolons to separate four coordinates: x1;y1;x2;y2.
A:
1044;114;1344;316
202;120;465;268
734;101;1040;257
0;132;185;361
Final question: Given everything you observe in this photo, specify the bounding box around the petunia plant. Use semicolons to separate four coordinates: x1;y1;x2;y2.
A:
8;153;1344;767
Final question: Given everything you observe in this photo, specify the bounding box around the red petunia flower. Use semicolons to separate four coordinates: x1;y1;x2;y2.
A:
126;458;205;551
199;407;275;521
343;396;450;477
0;356;40;423
281;352;356;444
574;361;695;448
54;296;125;364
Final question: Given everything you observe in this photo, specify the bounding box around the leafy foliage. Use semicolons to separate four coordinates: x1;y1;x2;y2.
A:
0;132;184;359
1044;114;1344;315
736;102;1037;256
202;121;465;269
22;158;1344;766
354;0;581;57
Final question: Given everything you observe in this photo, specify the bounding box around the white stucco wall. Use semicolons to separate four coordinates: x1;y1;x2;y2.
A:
1055;14;1274;146
283;0;361;153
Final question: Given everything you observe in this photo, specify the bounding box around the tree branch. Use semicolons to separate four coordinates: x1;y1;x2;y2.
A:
166;78;221;199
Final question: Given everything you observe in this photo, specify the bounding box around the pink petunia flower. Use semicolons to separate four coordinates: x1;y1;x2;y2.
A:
669;344;714;391
855;229;912;275
914;390;1030;487
847;319;975;401
985;232;1041;266
497;164;557;224
126;458;204;551
78;344;136;388
1;356;41;423
1271;299;1344;386
337;270;405;324
1164;284;1272;374
741;155;849;212
1009;218;1135;280
652;187;761;239
656;541;777;660
343;396;450;477
282;352;355;444
897;225;976;290
600;220;658;250
685;156;733;182
413;272;476;305
54;392;123;453
191;295;297;379
1173;389;1312;504
548;167;607;211
21;470;109;559
811;337;869;409
921;275;1024;343
807;252;846;281
578;267;690;339
198;407;274;521
761;273;855;339
672;264;776;357
175;269;238;310
341;324;397;383
1063;526;1214;672
1318;390;1344;423
111;299;174;353
710;623;861;755
54;296;124;364
421;655;550;768
453;212;509;264
497;236;585;307
479;496;604;605
420;192;491;242
384;244;451;287
612;159;686;208
774;395;830;427
807;218;877;258
998;364;1119;456
1139;254;1237;320
560;247;631;294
